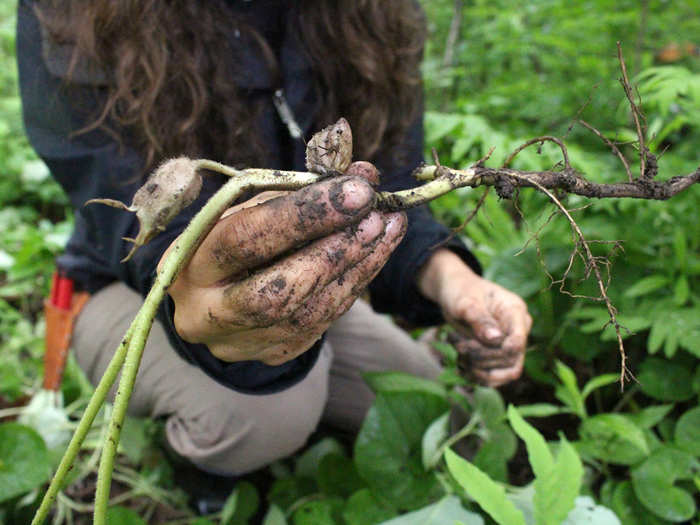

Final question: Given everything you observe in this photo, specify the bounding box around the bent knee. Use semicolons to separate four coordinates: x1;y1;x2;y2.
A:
165;395;324;475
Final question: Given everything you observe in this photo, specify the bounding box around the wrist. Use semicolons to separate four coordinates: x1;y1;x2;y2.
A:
417;248;481;304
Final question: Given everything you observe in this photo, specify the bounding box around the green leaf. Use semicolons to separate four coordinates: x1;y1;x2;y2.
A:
106;506;146;525
378;495;484;525
627;405;673;429
0;423;50;503
554;361;585;418
638;357;695;401
363;371;447;399
533;438;583;525
624;275;670;298
119;416;150;465
422;412;450;470
474;387;506;428
262;504;288;525
444;449;524;525
292;497;344;525
221;481;259;525
425;112;463;143
673;229;687;273
562;496;620;525
317;454;365;498
611;482;666;525
581;374;619;401
579;414;650;465
268;477;316;513
473;423;517;483
507;406;553;478
631;447;696;522
354;391;448;510
673;275;690;305
342;489;397;525
514;403;570;418
295;438;345;479
647;319;669;354
674;406;700;456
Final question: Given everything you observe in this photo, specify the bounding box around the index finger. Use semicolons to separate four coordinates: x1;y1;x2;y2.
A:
190;176;376;284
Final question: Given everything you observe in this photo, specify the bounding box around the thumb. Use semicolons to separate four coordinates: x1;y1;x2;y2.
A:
451;297;505;346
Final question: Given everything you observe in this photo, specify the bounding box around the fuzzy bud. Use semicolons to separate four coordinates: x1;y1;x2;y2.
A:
305;118;353;176
86;157;202;262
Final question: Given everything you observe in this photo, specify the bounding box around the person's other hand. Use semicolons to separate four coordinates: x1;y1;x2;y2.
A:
160;162;406;365
418;249;532;386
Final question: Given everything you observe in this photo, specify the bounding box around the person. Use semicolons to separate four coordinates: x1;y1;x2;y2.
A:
17;0;532;479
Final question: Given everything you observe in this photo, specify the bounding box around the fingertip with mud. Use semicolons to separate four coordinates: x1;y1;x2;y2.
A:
346;161;381;187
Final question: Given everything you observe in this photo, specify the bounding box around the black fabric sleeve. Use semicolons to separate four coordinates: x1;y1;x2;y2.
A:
369;101;481;326
16;0;319;394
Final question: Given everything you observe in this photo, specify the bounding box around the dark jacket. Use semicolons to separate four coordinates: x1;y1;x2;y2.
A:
16;0;480;393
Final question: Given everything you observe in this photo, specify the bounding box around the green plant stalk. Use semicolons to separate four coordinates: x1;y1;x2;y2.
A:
30;326;134;525
31;161;487;525
91;165;326;525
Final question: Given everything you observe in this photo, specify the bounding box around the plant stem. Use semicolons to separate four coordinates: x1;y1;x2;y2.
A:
91;166;325;525
31;327;134;525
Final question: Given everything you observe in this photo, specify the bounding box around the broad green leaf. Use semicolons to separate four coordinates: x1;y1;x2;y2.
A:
579;414;649;465
378;495;483;525
342;489;397;525
355;391;448;510
268;477;316;512
422;412;450;470
533;438;583;525
0;423;50;503
119;416;150;465
425;112;463;143
292;497;343;525
627;405;673;429
674;407;700;456
624;275;670;298
611;481;667;525
581;374;619;401
554;361;585;418
631;447;696;522
562;496;620;525
507;406;553;478
515;403;570;418
262;504;288;525
363;371;447;399
317;453;365;498
473;423;517;483
638;357;695;401
444;448;524;525
295;438;345;479
474;387;506;428
221;481;259;525
106;506;146;525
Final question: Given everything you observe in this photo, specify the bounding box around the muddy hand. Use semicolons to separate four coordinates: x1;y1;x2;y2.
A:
160;162;406;365
418;249;532;387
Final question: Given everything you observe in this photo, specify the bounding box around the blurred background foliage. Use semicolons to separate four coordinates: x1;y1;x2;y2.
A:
0;0;698;523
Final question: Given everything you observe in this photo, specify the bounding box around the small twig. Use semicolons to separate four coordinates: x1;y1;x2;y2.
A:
578;119;633;182
505;172;632;386
617;42;648;179
503;136;572;170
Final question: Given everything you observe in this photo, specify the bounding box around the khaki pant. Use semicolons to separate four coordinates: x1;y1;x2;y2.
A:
73;282;441;475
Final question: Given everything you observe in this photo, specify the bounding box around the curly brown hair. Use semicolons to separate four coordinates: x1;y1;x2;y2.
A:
37;0;426;172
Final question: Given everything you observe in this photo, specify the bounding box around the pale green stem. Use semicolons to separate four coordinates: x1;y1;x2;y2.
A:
35;159;461;525
31;327;133;525
91;167;325;525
